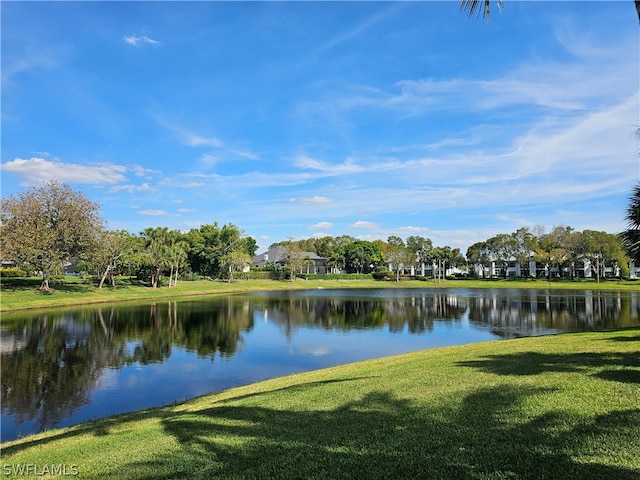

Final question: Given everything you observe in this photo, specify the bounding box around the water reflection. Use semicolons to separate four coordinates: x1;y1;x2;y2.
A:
256;292;469;335
1;288;638;441
466;289;640;336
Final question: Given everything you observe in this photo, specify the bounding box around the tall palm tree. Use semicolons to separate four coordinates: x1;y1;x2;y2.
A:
620;183;640;263
461;0;640;23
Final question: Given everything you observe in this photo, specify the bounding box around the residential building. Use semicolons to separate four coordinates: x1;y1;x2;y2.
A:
251;246;331;274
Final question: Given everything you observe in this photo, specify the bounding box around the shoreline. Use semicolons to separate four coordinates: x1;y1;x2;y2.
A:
2;328;638;479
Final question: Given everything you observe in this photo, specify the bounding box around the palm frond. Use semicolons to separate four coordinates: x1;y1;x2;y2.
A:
460;0;504;21
620;183;640;263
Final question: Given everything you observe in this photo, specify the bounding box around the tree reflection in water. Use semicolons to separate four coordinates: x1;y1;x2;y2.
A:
1;289;638;438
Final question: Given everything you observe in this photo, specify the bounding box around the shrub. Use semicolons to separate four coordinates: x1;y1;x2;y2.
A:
246;270;273;280
0;267;27;277
372;271;394;281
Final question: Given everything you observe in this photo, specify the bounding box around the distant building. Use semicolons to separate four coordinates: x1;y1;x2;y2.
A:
472;256;627;279
251;246;331;274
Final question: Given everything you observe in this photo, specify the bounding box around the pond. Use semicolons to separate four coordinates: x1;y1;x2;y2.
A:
1;287;639;442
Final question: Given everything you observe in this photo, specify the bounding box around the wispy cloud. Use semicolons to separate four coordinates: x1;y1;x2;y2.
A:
108;182;155;194
132;165;161;177
231;149;259;160
291;196;333;205
294;155;400;177
185;133;223;148
316;3;406;54
161;180;208;189
123;35;159;46
1;157;127;184
155;118;223;148
309;222;333;230
199;154;219;168
350;221;379;231
299;27;636;129
2;48;60;86
139;209;176;216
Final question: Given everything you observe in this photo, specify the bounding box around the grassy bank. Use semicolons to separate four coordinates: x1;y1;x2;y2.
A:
1;276;638;313
1;328;638;479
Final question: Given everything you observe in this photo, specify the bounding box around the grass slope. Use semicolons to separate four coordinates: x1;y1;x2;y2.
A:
1;277;638;313
2;329;639;479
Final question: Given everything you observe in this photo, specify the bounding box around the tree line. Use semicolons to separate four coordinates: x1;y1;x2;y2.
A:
466;227;629;281
2;181;639;289
272;226;632;282
269;235;465;282
0;182;257;289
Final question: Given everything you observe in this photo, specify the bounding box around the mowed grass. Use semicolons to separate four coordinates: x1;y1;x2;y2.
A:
2;329;639;479
1;276;638;313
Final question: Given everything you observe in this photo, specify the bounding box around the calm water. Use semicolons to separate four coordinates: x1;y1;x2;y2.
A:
1;288;638;442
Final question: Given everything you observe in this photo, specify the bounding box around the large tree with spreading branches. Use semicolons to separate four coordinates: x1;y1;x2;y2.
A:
1;181;103;290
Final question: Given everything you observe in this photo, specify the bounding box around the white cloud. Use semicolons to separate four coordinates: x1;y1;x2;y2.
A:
185;133;223;148
300;26;636;129
294;155;363;174
350;221;379;230
290;196;333;205
293;155;400;179
159;175;208;188
1;157;127;184
232;149;259;160
316;3;406;54
2;46;62;87
108;182;155;194
139;209;175;216
123;35;159;46
154;118;223;148
309;222;333;230
199;154;219;167
132;165;161;177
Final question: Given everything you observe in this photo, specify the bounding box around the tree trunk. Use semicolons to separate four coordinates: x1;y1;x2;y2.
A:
152;265;160;289
168;265;174;287
99;264;111;290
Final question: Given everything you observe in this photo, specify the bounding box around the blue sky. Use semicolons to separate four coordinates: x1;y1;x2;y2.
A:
2;1;638;253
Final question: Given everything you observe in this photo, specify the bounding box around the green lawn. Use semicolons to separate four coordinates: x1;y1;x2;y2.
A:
1;276;638;314
2;329;639;479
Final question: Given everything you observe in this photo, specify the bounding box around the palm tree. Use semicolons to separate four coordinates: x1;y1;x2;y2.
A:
620;183;640;263
460;0;503;21
141;227;171;289
461;0;640;24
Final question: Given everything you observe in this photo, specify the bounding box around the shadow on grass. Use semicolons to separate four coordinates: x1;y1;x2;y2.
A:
3;376;639;479
596;369;640;384
0;282;93;295
457;351;640;382
0;378;373;456
607;335;640;343
0;408;173;456
134;385;639;480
